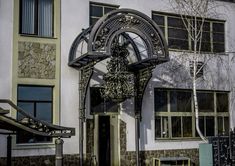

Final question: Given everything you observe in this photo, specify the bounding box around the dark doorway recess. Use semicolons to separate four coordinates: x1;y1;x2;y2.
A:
98;116;110;166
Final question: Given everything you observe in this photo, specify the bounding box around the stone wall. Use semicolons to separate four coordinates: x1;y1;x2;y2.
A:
18;41;56;79
120;120;199;166
0;154;81;166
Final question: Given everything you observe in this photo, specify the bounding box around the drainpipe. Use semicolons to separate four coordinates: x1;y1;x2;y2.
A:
79;116;84;166
55;137;64;166
135;114;140;166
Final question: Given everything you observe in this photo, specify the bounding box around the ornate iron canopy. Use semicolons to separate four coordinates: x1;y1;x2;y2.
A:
68;8;170;166
68;8;169;108
68;8;169;70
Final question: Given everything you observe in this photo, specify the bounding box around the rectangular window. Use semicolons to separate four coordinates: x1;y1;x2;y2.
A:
154;88;229;139
90;2;119;26
20;0;54;37
17;85;53;143
152;12;225;53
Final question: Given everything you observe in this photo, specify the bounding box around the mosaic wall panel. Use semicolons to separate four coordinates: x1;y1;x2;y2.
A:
18;42;56;79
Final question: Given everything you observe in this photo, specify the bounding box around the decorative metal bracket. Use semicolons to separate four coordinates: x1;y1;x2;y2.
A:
134;67;154;118
79;63;94;122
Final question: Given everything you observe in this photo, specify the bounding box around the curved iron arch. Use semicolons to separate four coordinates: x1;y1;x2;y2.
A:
88;8;168;58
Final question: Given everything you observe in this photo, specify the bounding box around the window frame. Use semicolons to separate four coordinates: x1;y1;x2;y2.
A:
152;11;226;53
17;85;53;144
89;2;119;26
19;0;54;37
154;88;230;140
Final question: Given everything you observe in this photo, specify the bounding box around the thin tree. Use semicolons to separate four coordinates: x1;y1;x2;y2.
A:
168;0;219;142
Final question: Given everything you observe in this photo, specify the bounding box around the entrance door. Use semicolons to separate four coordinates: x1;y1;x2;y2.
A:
98;116;111;166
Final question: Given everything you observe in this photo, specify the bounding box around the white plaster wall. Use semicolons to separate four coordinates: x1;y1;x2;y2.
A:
0;0;13;157
61;0;235;154
60;0;90;154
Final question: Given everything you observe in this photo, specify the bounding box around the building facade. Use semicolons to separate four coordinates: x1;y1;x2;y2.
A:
0;0;235;165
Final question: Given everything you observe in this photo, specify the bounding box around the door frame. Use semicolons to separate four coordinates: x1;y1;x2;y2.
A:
94;114;120;166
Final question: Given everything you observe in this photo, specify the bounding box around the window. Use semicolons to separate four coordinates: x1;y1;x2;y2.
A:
17;85;53;143
152;12;225;53
154;89;229;139
20;0;54;37
90;2;118;25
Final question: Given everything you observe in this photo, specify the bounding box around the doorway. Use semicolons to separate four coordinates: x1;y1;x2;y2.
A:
98;116;111;166
96;115;120;166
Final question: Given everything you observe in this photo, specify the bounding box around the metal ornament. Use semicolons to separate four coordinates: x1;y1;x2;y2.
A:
101;44;134;102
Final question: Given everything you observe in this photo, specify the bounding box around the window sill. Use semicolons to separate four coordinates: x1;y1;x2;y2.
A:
19;34;58;40
155;137;205;142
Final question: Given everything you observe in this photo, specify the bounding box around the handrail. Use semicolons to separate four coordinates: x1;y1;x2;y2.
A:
0;99;75;137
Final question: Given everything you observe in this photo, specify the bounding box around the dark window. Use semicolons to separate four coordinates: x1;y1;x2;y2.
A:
20;0;54;37
90;3;118;26
154;88;229;139
172;116;182;137
154;89;167;112
213;22;225;53
197;92;214;112
152;12;225;53
217;93;229;112
17;85;53;144
170;90;191;112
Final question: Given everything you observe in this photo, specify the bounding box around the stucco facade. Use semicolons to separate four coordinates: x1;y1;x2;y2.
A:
0;0;235;165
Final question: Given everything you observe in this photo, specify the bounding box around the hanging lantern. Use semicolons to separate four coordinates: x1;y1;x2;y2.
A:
101;44;135;102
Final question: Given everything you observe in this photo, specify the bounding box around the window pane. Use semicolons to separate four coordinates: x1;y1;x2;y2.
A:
21;0;35;34
170;91;191;112
162;117;169;138
17;102;34;120
90;5;103;17
38;0;53;37
168;28;188;39
168;17;185;29
224;117;229;135
197;92;214;112
202;32;210;42
213;23;225;32
90;18;99;25
155;117;161;138
168;39;189;50
206;116;214;136
36;103;52;122
104;7;115;14
183;117;192;137
154;89;167;112
152;15;164;26
213;43;225;53
18;86;52;101
200;42;211;52
172;117;181;137
218;117;223;135
217;93;228;112
213;33;225;43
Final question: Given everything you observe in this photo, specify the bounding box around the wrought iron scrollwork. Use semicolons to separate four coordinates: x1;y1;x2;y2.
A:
134;67;154;116
101;44;135;102
79;63;94;121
